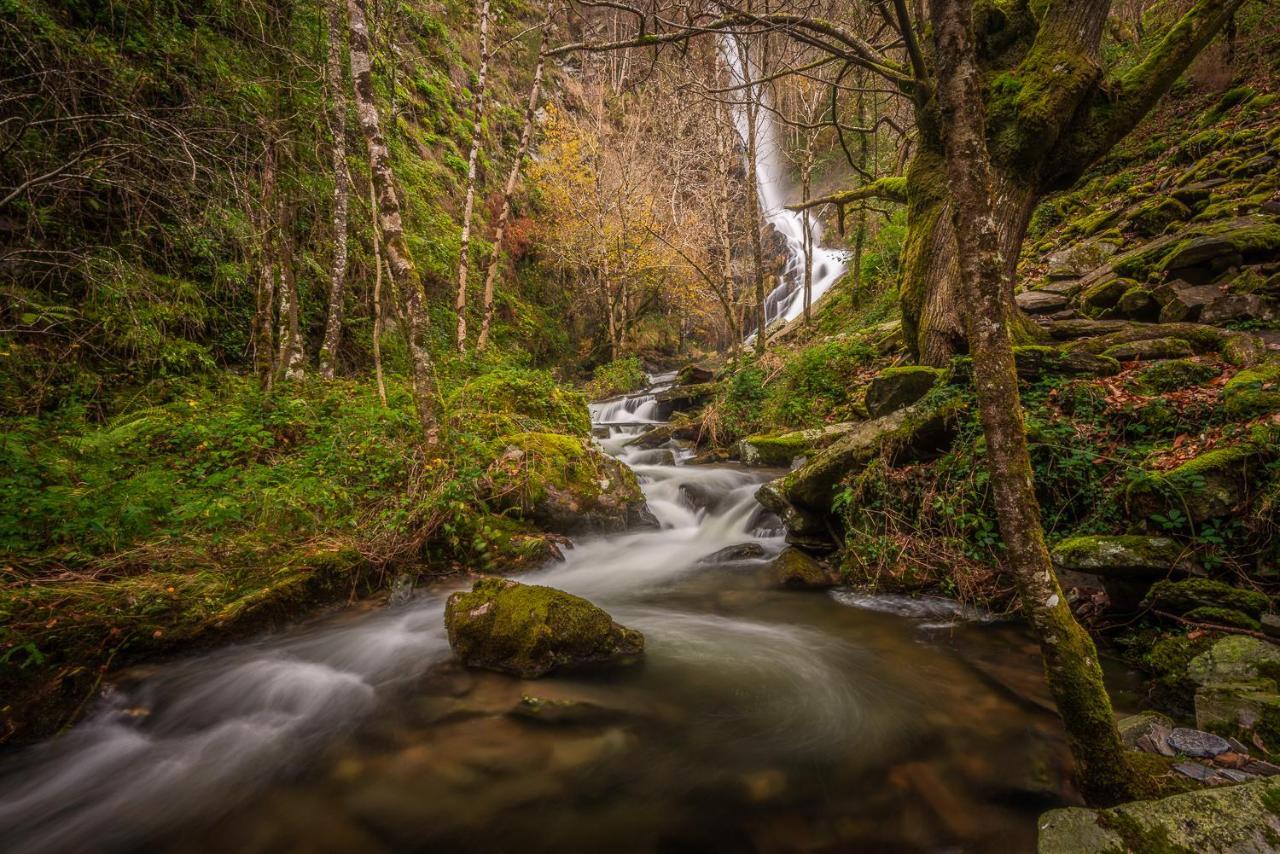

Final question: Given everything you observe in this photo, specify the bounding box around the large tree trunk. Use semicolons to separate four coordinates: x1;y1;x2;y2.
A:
454;0;491;353
347;0;437;436
319;0;351;380
899;145;1038;366
477;14;548;351
928;0;1139;806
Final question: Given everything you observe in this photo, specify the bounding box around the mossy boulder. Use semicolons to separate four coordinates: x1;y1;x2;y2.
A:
1126;443;1264;524
653;382;717;414
1131;359;1221;394
487;433;655;534
1144;579;1271;624
864;366;943;418
1155;282;1223;323
1187;635;1280;687
1036;777;1280;853
739;422;858;468
1114;285;1162;321
675;364;716;385
1102;336;1196;362
1079;275;1133;315
1008;346;1121;379
1068;322;1224;357
1223;359;1280;419
1044;236;1121;279
1186;636;1280;754
1125;196;1192;238
444;578;644;678
770;547;839;589
447;370;591;438
1052;535;1196;579
1111;216;1280;281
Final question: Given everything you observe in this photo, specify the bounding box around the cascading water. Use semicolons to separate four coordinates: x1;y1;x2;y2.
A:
0;374;1100;853
722;38;848;335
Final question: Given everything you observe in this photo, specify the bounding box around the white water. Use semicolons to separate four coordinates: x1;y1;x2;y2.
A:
722;37;847;334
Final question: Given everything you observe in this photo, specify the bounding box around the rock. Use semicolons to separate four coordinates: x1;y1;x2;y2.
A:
629;448;676;466
1263;613;1280;640
1036;777;1280;854
1051;535;1197;579
769;548;839;589
1172;760;1217;780
1156;282;1225;323
591;425;611;440
755;482;837;552
1007;346;1121;379
738;422;858;468
488;433;657;535
653;382;717;414
1126;443;1265;523
508;695;627;726
1201;293;1280;325
1196;685;1280;757
1166;727;1233;758
1102;336;1196;362
1016;290;1070;313
1131;358;1221;394
1222;358;1280;419
1045;237;1122;280
675;364;716;385
1145;579;1270;625
1078;275;1133;315
444;578;644;678
1115;284;1162;321
698;543;768;564
1043;317;1130;341
864;366;943;418
624;423;684;450
1188;635;1280;687
684;448;733;466
1117;711;1174;748
1112;216;1280;281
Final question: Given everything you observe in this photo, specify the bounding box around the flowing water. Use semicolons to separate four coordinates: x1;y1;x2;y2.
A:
0;377;1138;854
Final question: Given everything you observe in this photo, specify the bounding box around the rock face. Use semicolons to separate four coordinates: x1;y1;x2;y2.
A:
1037;777;1280;853
864;366;942;418
444;578;644;678
488;433;656;534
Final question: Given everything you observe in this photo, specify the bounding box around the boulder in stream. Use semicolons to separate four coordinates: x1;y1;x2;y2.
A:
770;547;839;589
445;578;644;678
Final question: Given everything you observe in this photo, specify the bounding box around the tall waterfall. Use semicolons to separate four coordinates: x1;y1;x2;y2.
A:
722;37;848;335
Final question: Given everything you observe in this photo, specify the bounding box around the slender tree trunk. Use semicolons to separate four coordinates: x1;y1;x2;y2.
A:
478;13;548;351
347;0;437;436
455;0;491;352
928;0;1139;806
253;141;277;388
274;198;306;382
853;83;869;292
733;37;767;355
802;151;812;325
369;181;387;406
319;0;351;380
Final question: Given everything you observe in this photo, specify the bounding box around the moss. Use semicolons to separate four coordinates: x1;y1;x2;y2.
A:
1102;337;1195;362
1127;442;1262;523
443;577;644;677
1223;359;1280;419
1143;634;1209;690
864;366;943;417
1144;578;1271;620
1182;606;1262;631
1052;535;1188;574
447;369;591;438
1081;277;1134;314
1127;197;1192;237
1112;219;1280;280
1131;359;1221;394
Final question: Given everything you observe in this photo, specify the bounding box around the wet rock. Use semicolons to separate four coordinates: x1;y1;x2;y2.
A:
769;547;839;589
1167;727;1232;758
508;695;626;726
1016;290;1070;313
698;543;767;564
1117;711;1174;749
1102;336;1196;362
864;366;943;418
444;578;644;678
653;382;717;414
685;448;733;465
629;449;676;466
591;425;611;439
1051;535;1196;579
1037;777;1280;854
675;364;716;385
1126;443;1265;523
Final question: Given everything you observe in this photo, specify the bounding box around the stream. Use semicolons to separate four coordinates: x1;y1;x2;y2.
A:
0;376;1140;853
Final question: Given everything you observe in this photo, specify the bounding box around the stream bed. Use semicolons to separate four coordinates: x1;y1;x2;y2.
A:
0;378;1142;853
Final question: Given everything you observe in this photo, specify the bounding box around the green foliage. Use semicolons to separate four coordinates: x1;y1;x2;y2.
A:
584;356;647;400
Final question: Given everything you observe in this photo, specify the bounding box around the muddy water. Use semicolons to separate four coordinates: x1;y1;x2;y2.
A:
0;378;1138;854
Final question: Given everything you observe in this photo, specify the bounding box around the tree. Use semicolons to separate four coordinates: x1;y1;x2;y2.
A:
347;0;438;436
727;34;769;354
928;0;1140;806
455;0;492;352
319;0;352;380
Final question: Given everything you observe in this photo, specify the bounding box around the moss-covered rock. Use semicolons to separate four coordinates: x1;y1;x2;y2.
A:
1223;359;1280;419
1131;359;1221;394
1126;196;1192;238
1079;275;1133;315
739;422;857;468
1036;777;1280;853
1116;711;1174;748
1111;216;1280;281
864;366;943;418
1009;346;1122;379
1144;579;1271;623
1102;336;1196;362
653;382;718;414
1126;443;1264;523
1188;635;1280;687
444;578;644;677
1052;535;1196;579
1186;636;1280;754
447;370;591;438
1114;284;1162;321
770;547;839;589
487;432;654;534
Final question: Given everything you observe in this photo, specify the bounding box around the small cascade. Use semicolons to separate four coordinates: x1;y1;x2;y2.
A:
721;37;848;335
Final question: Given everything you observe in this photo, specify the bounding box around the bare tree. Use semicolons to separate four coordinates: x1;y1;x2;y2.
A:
455;0;492;352
319;0;352;380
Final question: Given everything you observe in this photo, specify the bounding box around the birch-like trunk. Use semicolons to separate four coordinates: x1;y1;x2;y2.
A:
733;37;766;355
369;181;387;406
454;0;491;352
253;142;277;387
319;0;351;380
274;198;306;382
347;0;437;436
928;0;1138;806
477;13;548;351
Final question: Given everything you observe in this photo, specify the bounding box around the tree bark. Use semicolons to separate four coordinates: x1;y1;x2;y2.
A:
477;12;548;351
731;36;767;355
928;0;1139;806
252;140;277;388
274;196;306;382
370;180;387;406
319;0;351;380
455;0;491;352
348;0;437;436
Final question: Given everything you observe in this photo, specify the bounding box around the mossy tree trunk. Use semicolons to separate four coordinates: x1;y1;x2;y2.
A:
928;0;1140;806
318;0;351;380
454;0;491;353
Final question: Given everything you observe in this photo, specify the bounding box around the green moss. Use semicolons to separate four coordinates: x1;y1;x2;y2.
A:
1102;337;1195;362
864;366;943;417
1127;197;1191;237
1131;359;1221;394
1144;578;1271;620
1127;442;1263;523
1223;359;1280;419
447;369;591;438
1182;606;1262;631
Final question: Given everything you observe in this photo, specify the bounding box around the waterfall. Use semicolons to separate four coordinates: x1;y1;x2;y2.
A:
721;37;848;336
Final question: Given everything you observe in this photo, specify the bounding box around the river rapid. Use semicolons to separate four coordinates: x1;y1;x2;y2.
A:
0;375;1134;853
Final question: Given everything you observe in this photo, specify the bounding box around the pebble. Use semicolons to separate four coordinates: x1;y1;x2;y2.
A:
1167;727;1232;758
